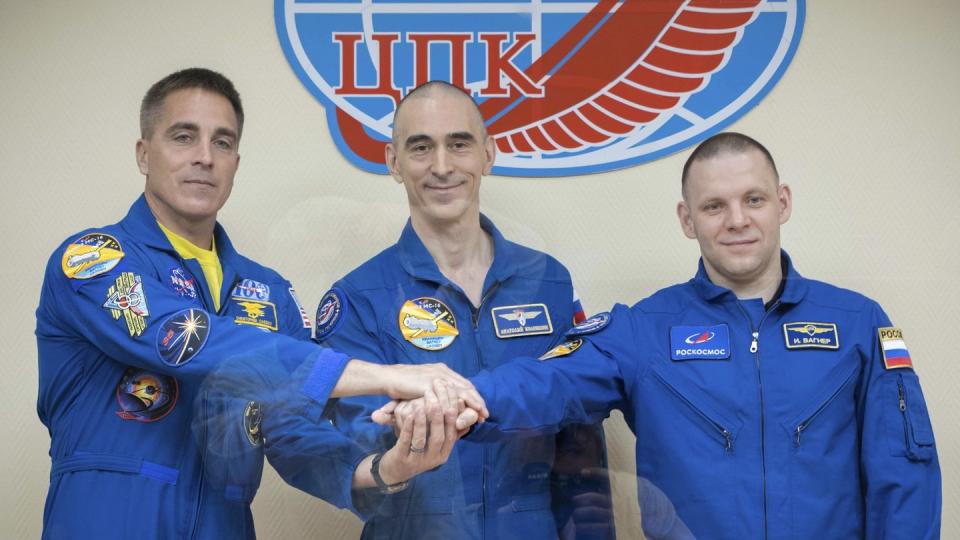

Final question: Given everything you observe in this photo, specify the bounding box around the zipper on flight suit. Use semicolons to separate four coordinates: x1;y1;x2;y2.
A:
897;375;910;451
793;366;858;446
650;370;734;451
736;299;779;540
469;281;499;537
187;268;241;539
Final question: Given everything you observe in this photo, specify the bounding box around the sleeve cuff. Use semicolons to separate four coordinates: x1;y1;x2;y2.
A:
302;348;351;407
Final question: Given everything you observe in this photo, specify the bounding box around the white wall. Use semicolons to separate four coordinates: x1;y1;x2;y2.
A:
2;1;957;538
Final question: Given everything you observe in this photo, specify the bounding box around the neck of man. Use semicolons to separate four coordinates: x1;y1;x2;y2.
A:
705;251;783;305
145;193;216;250
411;210;493;307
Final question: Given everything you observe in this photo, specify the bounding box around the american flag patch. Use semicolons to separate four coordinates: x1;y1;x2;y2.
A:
878;327;913;370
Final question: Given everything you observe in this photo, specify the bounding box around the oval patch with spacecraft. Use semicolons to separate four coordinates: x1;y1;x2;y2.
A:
398;297;459;351
61;232;124;279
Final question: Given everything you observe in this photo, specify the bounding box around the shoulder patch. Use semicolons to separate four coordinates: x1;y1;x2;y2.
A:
879;326;913;370
103;272;149;337
783;322;839;350
62;232;124;279
491;303;553;339
156;308;210;367
315;288;347;340
288;287;312;329
539;339;583;361
565;312;610;337
398;297;458;351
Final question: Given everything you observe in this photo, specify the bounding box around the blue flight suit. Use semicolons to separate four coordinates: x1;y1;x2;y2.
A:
469;252;941;540
36;195;362;540
317;216;612;540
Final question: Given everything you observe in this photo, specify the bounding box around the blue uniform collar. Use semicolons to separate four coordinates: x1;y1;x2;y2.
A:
118;193;243;278
690;250;806;305
396;213;519;288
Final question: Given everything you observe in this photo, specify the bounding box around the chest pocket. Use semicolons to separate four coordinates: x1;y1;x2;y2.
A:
649;363;742;451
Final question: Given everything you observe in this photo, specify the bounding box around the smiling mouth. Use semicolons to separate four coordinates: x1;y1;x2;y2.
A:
426;182;465;192
183;179;215;187
721;239;757;247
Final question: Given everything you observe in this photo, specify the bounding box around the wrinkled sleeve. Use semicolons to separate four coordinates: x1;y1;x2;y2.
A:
41;239;347;402
859;302;941;539
229;279;370;513
550;287;616;539
470;304;635;442
248;282;390;515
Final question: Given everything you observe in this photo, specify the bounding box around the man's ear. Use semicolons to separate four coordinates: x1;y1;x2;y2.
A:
677;200;697;239
136;139;149;176
385;143;403;184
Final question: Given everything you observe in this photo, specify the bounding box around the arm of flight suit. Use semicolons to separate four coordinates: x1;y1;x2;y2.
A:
316;285;399;514
859;302;941;538
257;284;373;513
39;235;348;400
469;304;635;441
195;279;371;511
550;289;615;540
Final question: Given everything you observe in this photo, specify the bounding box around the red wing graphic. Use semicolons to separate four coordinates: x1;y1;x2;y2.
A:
481;0;763;154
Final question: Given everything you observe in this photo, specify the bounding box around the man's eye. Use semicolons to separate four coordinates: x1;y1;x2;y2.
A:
173;133;192;143
214;139;234;150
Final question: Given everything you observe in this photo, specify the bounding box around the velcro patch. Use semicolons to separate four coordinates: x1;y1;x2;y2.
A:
315;288;347;340
231;279;271;301
783;322;839;350
491;303;553;339
539;339;583;361
233;299;278;331
565;312;610;337
62;232;124;280
289;287;312;329
670;325;730;361
103;272;149;337
879;326;913;370
398;297;458;351
157;308;210;367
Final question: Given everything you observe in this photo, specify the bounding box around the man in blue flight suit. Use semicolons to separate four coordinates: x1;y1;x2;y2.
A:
381;132;942;539
36;68;480;540
313;81;613;539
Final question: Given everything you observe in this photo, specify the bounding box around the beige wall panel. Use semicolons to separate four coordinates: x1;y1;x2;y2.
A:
2;1;956;538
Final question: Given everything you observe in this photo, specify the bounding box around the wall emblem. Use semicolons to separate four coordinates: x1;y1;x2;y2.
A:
275;0;804;176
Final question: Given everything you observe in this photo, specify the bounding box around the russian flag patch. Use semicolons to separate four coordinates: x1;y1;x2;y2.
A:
878;326;913;370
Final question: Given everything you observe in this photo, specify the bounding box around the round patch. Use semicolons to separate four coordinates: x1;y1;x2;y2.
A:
61;232;124;279
115;368;179;422
315;288;347;340
539;339;583;361
243;401;263;446
398;297;459;351
565;312;611;337
157;308;211;367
